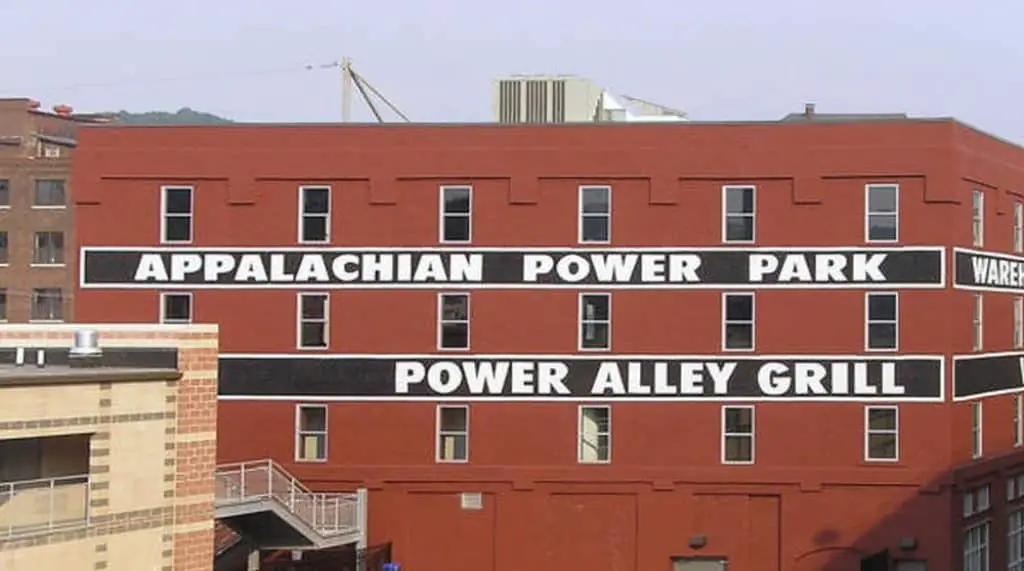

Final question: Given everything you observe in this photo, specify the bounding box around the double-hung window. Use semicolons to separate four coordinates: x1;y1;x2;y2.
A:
438;293;470;350
723;185;755;243
161;186;193;243
440;186;472;243
437;405;469;462
297;293;329;349
578;406;611;463
865;406;899;462
295;405;328;462
866;293;898;351
579;186;611;243
579;293;611;350
299;186;331;243
722;293;754;351
721;406;754;464
865;184;899;242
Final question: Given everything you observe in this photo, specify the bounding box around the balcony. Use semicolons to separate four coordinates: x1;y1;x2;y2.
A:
0;474;90;538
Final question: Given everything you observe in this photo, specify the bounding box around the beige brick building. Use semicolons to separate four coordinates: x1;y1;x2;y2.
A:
0;323;218;571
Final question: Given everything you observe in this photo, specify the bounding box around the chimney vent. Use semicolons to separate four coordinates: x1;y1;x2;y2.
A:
804;103;816;118
70;329;102;361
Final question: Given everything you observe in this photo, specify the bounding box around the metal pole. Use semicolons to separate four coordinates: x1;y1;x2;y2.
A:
341;57;353;122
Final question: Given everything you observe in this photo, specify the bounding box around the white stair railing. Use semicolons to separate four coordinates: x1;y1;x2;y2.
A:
214;459;361;537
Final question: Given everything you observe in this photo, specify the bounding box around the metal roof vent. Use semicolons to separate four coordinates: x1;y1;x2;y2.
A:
70;329;102;359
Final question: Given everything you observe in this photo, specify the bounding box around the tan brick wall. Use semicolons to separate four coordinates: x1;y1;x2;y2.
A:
0;323;218;571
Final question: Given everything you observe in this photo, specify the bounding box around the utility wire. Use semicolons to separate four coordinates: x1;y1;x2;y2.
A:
17;61;341;92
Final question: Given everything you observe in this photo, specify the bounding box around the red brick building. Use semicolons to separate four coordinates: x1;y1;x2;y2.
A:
71;116;1024;571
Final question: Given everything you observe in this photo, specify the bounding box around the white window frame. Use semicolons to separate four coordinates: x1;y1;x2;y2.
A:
294;404;328;463
296;292;330;350
439;185;472;244
578;293;611;352
577;405;611;464
864;406;899;463
973;294;984;352
721;405;755;465
864;183;900;243
963;521;990;571
435;405;469;463
721;292;755;352
298;185;331;244
29;288;63;323
31;178;66;209
578;185;611;244
159;292;193;324
865;292;899;352
721;185;756;244
1015;201;1024;254
30;231;65;266
1009;508;1024;571
1016;298;1023;349
1016;394;1023;448
973;401;984;459
973;189;985;248
160;185;194;244
437;293;470;351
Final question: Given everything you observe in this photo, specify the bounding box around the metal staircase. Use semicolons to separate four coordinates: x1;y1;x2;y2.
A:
214;460;367;551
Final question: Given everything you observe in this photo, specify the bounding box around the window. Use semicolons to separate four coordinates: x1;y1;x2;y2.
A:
973;294;983;352
866;184;899;242
973;190;985;248
1016;202;1024;253
865;406;899;461
723;185;755;243
1012;474;1024;502
297;293;329;349
962;485;990;517
1017;298;1024;349
160;293;193;324
440;186;471;243
963;522;989;571
578;406;611;463
866;292;898;351
33;179;65;207
32;231;64;265
721;406;754;464
438;293;470;350
299;186;330;243
0;231;7;264
31;288;62;322
1017;394;1024;448
436;405;469;462
0;179;9;207
161;186;193;243
0;289;6;321
578;186;611;243
579;293;611;350
973;402;984;459
722;293;755;351
1011;509;1024;571
295;405;327;462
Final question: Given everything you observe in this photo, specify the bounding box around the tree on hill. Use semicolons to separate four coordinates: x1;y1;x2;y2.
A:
111;107;234;125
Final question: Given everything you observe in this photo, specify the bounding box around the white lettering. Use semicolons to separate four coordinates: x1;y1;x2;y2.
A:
133;254;169;281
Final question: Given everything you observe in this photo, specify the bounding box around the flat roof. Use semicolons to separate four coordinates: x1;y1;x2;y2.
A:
0;363;181;387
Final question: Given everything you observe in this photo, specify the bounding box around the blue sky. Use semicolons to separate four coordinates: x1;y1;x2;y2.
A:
3;0;1022;140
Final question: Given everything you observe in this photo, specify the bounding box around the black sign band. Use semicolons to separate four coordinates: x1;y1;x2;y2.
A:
81;247;945;289
953;351;1024;400
218;355;945;402
954;248;1024;293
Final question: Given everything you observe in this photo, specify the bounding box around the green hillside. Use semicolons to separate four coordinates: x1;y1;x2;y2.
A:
111;107;234;125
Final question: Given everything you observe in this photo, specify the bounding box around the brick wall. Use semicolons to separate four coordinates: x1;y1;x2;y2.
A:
0;323;219;571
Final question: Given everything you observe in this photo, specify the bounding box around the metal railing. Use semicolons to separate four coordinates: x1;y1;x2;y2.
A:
0;474;90;539
214;460;360;537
